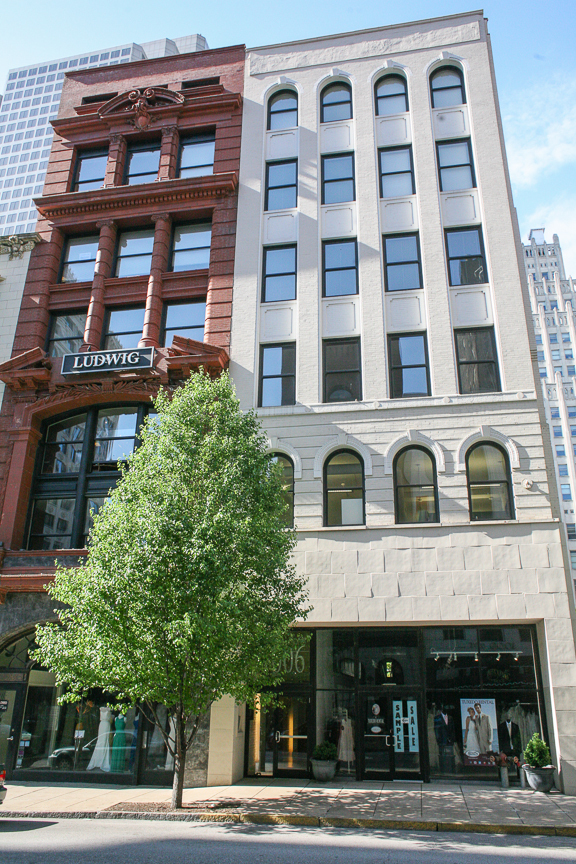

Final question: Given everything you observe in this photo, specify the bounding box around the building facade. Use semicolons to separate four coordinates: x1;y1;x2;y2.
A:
230;13;576;791
0;34;208;237
0;45;243;786
523;229;576;594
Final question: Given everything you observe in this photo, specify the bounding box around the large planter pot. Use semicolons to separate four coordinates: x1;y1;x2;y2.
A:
311;759;337;782
523;766;556;793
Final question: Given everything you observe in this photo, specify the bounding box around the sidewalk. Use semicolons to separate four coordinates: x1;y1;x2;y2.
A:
2;777;576;836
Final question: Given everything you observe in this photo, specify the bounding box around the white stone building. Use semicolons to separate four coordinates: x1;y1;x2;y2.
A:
228;13;576;791
0;34;207;236
523;228;576;593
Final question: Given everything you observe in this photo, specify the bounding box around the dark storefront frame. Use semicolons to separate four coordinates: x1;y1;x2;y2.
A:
246;624;547;784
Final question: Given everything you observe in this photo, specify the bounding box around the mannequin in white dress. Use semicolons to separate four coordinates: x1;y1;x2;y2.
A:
87;706;113;771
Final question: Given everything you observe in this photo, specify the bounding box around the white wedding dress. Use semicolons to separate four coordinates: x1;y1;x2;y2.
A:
465;718;481;755
87;707;113;771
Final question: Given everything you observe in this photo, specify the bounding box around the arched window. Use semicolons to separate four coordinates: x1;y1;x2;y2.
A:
27;403;154;550
466;442;513;521
394;446;439;524
270;452;294;527
267;90;298;130
375;75;408;116
321;82;352;123
324;449;364;526
430;66;466;108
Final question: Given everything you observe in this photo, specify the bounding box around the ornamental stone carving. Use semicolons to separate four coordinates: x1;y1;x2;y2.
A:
0;233;41;261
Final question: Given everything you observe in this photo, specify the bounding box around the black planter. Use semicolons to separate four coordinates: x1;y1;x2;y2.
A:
523;765;555;793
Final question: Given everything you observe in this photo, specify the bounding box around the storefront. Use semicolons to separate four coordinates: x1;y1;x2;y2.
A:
246;625;546;783
0;631;175;785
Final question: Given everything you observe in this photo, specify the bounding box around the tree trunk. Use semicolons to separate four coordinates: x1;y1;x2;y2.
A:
170;710;187;809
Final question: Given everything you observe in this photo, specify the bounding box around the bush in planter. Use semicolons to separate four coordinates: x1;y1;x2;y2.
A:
524;733;552;768
312;742;338;762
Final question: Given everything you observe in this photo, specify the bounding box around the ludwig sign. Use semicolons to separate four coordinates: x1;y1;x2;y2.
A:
62;348;154;375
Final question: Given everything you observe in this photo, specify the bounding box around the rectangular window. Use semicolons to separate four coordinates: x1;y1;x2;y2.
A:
537;351;545;361
383;233;422;292
321;153;355;204
556;445;566;456
454;327;500;394
60;235;99;283
551;407;560;418
162;300;206;345
259;343;296;407
102;307;145;350
539;368;547;378
262;245;296;302
72;148;107;192
569;366;576;376
28;498;75;549
171;223;211;272
562;333;570;343
437;138;475;191
47;311;86;356
572;427;576;437
567;524;576;541
549;333;558;344
265;160;297;211
115;229;155;277
569;409;576;418
559;464;569;476
389;332;430;398
124;143;161;185
553;426;563;438
446;227;487;286
535;334;542;344
379;146;414;198
323;338;362;403
565;350;573;359
178;133;215;178
561;484;572;501
323;239;358;297
552;349;561;360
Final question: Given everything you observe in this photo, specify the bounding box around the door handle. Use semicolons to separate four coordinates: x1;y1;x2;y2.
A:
275;731;281;743
6;737;13;741
382;735;390;746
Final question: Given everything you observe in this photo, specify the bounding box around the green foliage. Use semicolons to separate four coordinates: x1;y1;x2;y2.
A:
523;733;552;768
33;372;309;804
312;742;338;761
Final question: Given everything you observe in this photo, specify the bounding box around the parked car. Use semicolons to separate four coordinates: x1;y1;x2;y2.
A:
0;766;6;805
48;732;136;771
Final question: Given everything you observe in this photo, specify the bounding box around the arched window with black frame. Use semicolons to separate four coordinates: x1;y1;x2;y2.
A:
27;403;155;550
267;90;298;130
430;66;466;109
394;446;439;524
324;449;365;527
321;82;352;123
270;452;294;527
466;442;513;521
375;74;408;116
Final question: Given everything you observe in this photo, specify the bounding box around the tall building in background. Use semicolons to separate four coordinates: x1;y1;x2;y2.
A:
523;229;576;591
0;34;208;236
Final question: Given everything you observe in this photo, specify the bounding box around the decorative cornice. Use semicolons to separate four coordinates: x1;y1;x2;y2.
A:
34;174;238;221
0;233;41;260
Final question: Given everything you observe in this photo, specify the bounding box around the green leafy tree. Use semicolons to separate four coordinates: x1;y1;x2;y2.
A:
34;372;309;808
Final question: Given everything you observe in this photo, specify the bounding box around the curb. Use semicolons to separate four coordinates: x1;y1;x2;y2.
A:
0;809;574;835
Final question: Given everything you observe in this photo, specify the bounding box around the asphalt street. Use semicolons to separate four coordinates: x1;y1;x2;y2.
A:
0;818;575;863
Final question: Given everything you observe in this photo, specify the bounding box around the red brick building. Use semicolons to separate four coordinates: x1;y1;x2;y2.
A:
0;45;243;785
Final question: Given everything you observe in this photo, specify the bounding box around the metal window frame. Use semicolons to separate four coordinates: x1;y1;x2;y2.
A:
383;232;423;292
123;141;162;185
71;147;108;193
321;152;356;205
322;239;358;298
169;221;212;273
466;441;514;521
177;131;216;178
322;336;362;403
46;308;87;355
267;90;298;131
454;326;501;395
100;305;146;349
264;159;298;212
445;225;488;287
393;445;439;525
262;243;297;303
320;82;353;123
430;65;466;108
436;137;476;192
388;331;431;398
160;298;206;347
379;145;415;198
374;74;408;116
58;235;100;283
258;342;296;408
323;447;365;527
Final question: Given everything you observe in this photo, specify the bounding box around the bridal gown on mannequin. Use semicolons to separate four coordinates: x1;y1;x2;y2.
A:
88;707;113;771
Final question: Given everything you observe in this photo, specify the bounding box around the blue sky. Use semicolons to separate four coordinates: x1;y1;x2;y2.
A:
2;1;575;270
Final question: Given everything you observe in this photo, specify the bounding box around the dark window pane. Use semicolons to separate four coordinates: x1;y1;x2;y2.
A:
51;313;85;341
29;499;74;547
325;372;361;402
469;483;511;520
324;339;360;373
468;444;508;483
326;452;363;489
449;256;485;285
397;486;437;523
42;414;86;474
396;448;434;485
456;329;494;362
460;364;498;394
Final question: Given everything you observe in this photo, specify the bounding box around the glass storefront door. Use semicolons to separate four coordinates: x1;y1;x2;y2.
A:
361;693;423;780
257;694;310;777
0;685;26;773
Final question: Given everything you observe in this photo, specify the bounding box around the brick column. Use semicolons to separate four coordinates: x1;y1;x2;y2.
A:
158;126;179;181
139;214;172;348
82;219;117;352
204;201;234;349
104;134;127;187
15;227;64;353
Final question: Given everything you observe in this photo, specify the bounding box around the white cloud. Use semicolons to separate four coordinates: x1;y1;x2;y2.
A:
502;78;576;188
522;197;576;277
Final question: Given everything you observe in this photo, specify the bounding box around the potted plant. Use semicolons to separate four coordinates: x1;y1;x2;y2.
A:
522;733;556;793
310;741;338;782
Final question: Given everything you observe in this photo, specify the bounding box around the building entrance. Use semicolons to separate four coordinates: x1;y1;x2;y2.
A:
0;683;27;773
361;692;422;780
